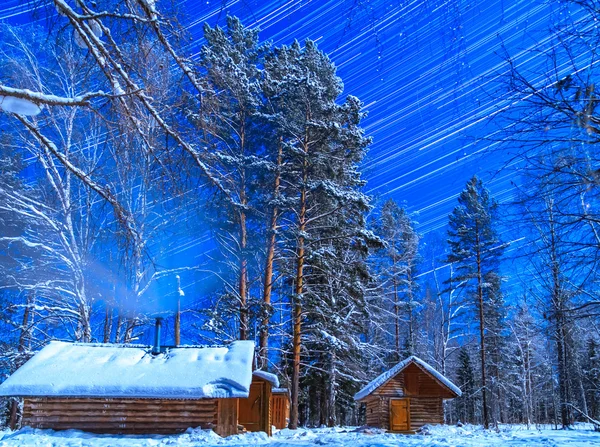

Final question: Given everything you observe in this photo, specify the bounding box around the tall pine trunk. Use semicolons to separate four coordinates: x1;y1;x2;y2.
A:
475;223;490;429
290;135;309;429
239;125;249;341
259;138;283;368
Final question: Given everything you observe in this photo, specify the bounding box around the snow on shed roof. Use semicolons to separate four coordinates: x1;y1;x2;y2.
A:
0;340;255;399
252;370;280;387
354;356;462;401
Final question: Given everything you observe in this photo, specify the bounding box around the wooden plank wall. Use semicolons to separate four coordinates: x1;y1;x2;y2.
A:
216;398;239;437
408;364;456;398
238;377;273;435
22;397;217;434
409;397;443;430
271;394;289;429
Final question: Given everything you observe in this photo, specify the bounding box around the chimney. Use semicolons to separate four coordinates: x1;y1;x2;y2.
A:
152;317;163;355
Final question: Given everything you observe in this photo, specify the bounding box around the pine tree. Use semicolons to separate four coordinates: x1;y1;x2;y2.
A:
447;176;504;429
194;17;269;341
262;40;373;428
455;347;476;423
372;199;420;361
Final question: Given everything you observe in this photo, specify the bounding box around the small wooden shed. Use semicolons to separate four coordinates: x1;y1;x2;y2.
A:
0;340;279;436
238;370;279;435
270;388;290;429
354;356;461;433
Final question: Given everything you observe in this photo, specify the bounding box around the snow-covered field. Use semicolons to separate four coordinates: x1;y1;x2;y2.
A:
1;424;599;447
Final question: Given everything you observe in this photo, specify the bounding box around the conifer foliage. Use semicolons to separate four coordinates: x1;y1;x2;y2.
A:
446;176;504;429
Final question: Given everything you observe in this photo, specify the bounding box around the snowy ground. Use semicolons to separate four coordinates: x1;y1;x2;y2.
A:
1;424;599;447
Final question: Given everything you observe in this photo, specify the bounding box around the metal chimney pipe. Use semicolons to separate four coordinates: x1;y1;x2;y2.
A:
152;317;163;355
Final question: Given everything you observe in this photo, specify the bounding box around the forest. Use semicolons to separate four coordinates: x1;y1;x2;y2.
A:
0;0;600;433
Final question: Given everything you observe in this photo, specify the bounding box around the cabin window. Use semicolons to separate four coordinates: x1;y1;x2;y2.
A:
404;372;418;395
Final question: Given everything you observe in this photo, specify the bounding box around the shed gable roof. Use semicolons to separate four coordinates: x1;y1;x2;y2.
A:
354;356;462;401
0;340;255;399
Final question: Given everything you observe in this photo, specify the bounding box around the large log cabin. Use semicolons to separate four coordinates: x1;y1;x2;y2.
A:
354;356;461;433
0;338;280;436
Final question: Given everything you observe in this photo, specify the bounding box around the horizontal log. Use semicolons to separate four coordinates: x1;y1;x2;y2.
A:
24;409;216;417
28;421;210;429
26;398;217;405
39;428;192;435
24;415;215;424
26;400;216;406
25;403;216;412
23;405;216;414
23;415;216;423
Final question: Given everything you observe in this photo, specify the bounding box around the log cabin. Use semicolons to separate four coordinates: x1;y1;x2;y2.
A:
0;338;280;436
354;356;461;433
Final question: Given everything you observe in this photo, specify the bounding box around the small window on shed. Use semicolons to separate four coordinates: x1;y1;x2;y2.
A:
404;372;418;395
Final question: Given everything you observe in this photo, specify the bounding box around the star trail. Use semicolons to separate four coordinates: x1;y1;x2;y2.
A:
0;0;569;235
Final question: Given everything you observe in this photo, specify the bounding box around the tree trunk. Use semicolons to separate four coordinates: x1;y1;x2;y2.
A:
290;233;304;429
327;352;336;427
114;311;123;343
103;305;113;343
259;137;283;368
475;223;489;429
290;135;309;429
392;256;400;361
238;122;249;341
407;269;414;356
548;204;571;428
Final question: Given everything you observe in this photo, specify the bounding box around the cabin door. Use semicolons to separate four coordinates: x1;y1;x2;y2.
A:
239;382;264;432
390;398;410;431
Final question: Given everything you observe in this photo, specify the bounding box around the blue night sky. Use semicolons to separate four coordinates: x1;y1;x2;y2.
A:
0;0;567;314
0;0;560;233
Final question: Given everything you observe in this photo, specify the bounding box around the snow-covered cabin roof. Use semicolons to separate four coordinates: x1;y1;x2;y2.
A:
354;356;462;401
252;370;280;387
0;340;256;399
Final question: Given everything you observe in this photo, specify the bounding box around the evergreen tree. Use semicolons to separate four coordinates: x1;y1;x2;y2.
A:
372;199;420;362
447;176;504;429
194;17;269;341
262;40;373;428
455;347;476;423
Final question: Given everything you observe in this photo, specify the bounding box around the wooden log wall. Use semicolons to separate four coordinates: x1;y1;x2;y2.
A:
22;397;217;435
409;397;443;430
364;397;383;427
372;373;405;397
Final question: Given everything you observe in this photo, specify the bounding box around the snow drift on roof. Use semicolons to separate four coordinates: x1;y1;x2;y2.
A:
354;356;462;401
0;340;255;399
252;370;280;387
